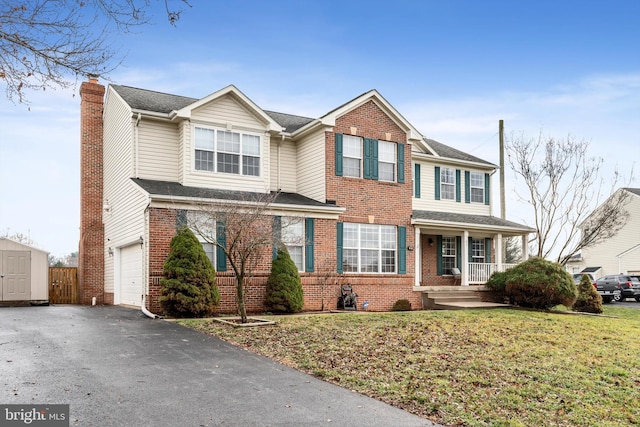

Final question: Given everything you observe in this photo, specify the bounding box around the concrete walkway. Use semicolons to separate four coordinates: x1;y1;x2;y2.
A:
0;305;437;427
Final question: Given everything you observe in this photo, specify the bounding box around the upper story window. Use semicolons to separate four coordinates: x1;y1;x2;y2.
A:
440;167;456;200
343;135;362;178
335;134;405;183
470;172;484;203
194;126;261;176
378;140;396;182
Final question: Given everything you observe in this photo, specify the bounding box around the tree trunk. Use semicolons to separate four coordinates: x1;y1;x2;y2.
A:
236;276;247;323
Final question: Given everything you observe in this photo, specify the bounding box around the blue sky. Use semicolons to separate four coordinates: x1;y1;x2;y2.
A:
1;0;638;258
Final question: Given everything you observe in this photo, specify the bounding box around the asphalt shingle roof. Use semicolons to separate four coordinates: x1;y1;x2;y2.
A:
423;138;495;166
111;85;197;113
412;210;534;231
264;111;315;133
131;178;336;209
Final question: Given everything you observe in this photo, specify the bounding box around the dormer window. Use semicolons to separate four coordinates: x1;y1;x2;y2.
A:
194;126;261;176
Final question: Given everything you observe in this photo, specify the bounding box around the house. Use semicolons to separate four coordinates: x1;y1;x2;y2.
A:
567;188;640;278
77;77;533;314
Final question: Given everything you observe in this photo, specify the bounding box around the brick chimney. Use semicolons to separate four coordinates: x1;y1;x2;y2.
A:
78;75;106;305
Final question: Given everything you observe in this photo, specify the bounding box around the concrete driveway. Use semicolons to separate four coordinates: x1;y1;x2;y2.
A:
0;305;435;427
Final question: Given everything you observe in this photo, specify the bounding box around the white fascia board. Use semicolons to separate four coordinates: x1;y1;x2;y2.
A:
412;218;534;235
169;85;283;132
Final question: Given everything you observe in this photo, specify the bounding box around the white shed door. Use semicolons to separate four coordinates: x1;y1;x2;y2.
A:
1;251;31;301
120;245;142;307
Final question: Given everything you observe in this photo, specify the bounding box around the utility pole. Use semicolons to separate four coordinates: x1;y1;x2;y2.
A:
499;120;506;263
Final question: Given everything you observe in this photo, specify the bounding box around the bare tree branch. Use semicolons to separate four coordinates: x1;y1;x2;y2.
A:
507;131;633;265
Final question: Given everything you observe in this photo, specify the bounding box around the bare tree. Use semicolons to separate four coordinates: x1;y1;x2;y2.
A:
189;192;280;323
507;131;632;265
0;0;190;103
1;228;37;246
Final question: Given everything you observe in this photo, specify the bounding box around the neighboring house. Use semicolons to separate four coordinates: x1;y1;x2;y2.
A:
77;77;533;314
568;188;640;278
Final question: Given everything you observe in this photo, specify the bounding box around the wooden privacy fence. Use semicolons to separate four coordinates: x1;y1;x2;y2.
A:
49;267;78;304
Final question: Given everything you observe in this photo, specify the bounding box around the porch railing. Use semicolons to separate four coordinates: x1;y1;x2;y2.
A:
468;263;518;285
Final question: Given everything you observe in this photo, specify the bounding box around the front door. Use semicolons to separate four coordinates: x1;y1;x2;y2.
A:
1;251;31;301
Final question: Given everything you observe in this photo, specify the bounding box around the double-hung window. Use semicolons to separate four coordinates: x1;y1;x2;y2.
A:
281;217;304;270
471;238;485;263
441;236;457;273
440;167;455;200
343;223;396;273
378;140;396;182
343;135;362;178
194;127;261;176
187;211;217;267
470;172;484;203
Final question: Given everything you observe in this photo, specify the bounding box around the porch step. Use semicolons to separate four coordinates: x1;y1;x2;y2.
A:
422;288;509;310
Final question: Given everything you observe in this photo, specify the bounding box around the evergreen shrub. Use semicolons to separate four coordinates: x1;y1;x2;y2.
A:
572;274;603;314
265;248;304;313
391;299;412;311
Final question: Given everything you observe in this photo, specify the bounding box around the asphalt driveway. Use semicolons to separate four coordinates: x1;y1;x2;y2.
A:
0;305;435;427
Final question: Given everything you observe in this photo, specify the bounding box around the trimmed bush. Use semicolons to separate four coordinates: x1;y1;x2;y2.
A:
265;248;304;313
504;257;577;310
159;227;220;317
572;274;603;314
391;299;412;311
485;270;509;302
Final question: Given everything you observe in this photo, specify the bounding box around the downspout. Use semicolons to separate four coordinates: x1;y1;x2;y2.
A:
135;113;141;178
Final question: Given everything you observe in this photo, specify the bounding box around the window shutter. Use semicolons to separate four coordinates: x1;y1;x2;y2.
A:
464;171;470;203
436;235;443;275
363;138;372;179
456;169;461;202
414;163;420;198
335;133;343;176
272;216;282;260
216;222;227;272
371;139;379;180
305;218;314;272
484;173;490;205
398;226;406;274
485;238;492;263
434;166;441;200
456;236;462;270
397;143;405;183
336;222;344;273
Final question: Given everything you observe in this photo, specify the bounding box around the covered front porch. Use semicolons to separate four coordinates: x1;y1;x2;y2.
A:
411;210;535;290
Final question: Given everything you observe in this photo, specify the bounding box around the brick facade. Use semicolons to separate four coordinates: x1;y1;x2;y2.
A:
78;77;105;305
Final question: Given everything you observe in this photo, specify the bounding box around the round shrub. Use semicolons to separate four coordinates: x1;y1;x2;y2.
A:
572;274;603;314
504;257;577;310
391;299;412;311
159;227;220;317
265;248;304;313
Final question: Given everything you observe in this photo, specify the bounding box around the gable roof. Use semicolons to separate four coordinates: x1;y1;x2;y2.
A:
111;85;196;113
420;138;495;167
264;111;315;133
624;188;640;197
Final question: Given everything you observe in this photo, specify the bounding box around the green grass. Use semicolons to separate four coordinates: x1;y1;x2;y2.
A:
180;306;640;426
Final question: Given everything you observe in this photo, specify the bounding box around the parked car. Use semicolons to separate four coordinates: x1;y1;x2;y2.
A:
593;276;623;303
617;275;640;302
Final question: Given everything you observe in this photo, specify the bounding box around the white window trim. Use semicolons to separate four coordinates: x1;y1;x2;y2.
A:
441;167;455;200
343;135;362;178
343;223;397;274
281;217;305;271
470;171;484;203
192;125;262;177
378;140;396;182
442;236;457;272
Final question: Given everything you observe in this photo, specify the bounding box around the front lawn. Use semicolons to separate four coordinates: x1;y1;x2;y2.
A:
180;306;640;426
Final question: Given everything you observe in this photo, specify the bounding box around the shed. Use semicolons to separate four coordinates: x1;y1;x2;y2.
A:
0;238;49;304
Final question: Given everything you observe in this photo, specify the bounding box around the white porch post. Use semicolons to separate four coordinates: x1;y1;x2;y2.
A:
462;230;469;286
522;234;529;260
414;227;421;287
496;233;503;271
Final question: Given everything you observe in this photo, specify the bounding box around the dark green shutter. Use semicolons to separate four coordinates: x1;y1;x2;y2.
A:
305;218;314;272
363;138;372;179
485;238;492;263
436;235;443;275
414;163;420;198
335;133;343;176
398;226;406;274
465;171;470;203
456;236;462;271
272;216;282;260
371;139;379;180
216;222;227;272
456;169;461;202
397;143;405;183
336;222;344;273
484;173;490;205
468;237;473;261
435;166;441;200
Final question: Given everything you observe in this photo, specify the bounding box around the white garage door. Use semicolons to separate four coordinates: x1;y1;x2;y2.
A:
120;245;142;307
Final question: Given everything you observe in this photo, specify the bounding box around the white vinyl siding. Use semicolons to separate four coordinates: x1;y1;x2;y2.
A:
270;138;297;193
137;121;180;181
297;128;326;202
